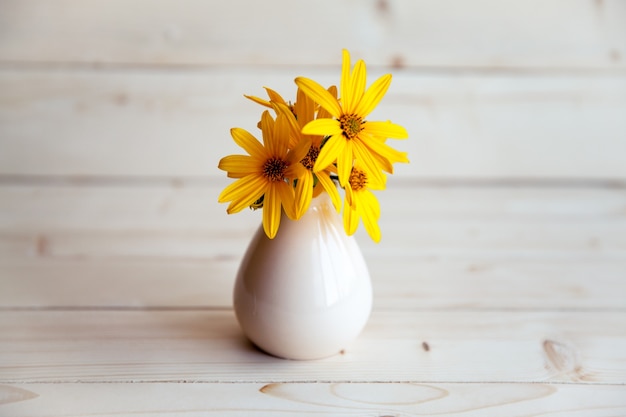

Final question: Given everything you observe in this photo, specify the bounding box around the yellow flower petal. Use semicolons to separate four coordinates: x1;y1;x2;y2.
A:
219;175;267;214
276;180;296;221
343;198;359;235
262;184;282;239
287;135;312;167
346;59;366;114
341;49;352;112
244;94;271;108
360;191;382;242
260;110;276;154
273;112;291;158
336;140;354;188
352;141;385;189
301;118;342;137
354;73;392;118
272;102;301;149
218;155;256;175
361;136;409;174
230;128;266;159
264;87;287;105
317;86;338;120
363;120;408;139
361;189;381;219
296;87;315;129
313;134;345;176
294;170;313;219
316;172;341;212
295;77;342;118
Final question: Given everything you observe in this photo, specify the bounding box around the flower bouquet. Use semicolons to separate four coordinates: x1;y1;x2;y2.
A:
218;49;408;242
218;50;408;359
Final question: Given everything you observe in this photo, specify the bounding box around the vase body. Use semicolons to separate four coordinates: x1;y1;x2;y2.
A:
233;191;372;360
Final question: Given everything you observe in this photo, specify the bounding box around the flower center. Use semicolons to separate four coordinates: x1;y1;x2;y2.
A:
349;167;368;191
262;157;288;182
339;114;363;140
300;146;320;171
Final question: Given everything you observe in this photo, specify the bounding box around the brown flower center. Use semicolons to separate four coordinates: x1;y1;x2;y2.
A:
349;168;368;191
300;146;320;171
339;114;363;140
262;157;288;182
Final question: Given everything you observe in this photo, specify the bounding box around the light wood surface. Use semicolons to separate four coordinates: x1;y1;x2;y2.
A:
1;0;626;415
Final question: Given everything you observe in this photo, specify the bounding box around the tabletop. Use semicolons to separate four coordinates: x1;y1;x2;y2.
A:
2;1;626;415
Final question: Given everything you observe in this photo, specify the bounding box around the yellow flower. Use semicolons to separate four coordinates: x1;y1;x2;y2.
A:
295;49;408;188
218;110;308;239
343;164;385;243
273;87;342;217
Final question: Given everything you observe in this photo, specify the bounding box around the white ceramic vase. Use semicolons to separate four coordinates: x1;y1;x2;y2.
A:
233;191;372;360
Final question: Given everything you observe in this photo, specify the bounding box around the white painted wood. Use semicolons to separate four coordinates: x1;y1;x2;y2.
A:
1;184;625;310
1;382;625;416
1;310;625;383
1;69;625;178
1;0;624;69
4;182;626;233
2;257;625;310
2;0;625;411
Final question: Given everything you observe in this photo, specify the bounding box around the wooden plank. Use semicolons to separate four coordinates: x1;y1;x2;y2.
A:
2;257;625;310
1;0;625;69
1;183;625;259
1;310;625;383
4;182;626;233
1;69;626;178
1;183;625;309
1;382;625;416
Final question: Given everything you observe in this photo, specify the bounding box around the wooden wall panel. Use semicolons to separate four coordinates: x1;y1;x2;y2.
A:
1;0;625;69
1;69;625;178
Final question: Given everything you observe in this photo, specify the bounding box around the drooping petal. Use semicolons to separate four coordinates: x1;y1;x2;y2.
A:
230;128;266;159
294;170;313;219
343;197;359;236
361;189;381;219
276;180;296;221
295;77;342;118
219;175;267;214
362;120;408;139
336;140;354;188
218;155;257;175
359;191;382;242
354;74;392;118
316;172;341;212
262;184;282;239
364;136;409;174
352;141;386;189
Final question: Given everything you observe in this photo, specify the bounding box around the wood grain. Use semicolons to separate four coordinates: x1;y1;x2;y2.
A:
1;69;625;178
1;310;625;384
1;183;624;310
1;0;625;69
1;382;625;416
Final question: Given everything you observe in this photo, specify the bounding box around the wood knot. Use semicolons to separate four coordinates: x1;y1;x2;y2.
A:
542;339;589;381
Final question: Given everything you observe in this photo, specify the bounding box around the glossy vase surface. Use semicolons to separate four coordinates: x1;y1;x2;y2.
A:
233;191;372;360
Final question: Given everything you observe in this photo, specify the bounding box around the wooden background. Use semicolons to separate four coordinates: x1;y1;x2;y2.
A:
1;0;626;415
